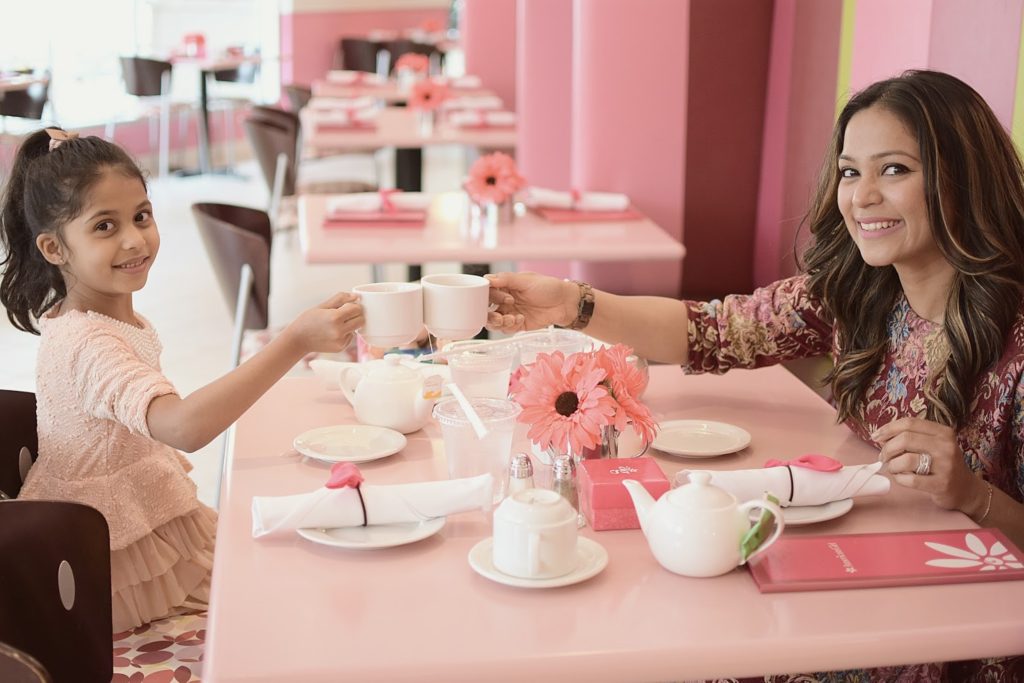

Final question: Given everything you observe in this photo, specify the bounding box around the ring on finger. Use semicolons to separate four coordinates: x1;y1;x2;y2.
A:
915;452;932;476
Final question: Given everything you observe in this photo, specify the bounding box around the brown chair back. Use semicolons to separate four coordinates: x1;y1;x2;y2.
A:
339;38;380;73
0;390;37;499
0;642;51;683
244;109;299;197
213;60;259;84
119;57;172;97
0;77;50;120
283;84;312;112
191;203;272;331
0;500;112;683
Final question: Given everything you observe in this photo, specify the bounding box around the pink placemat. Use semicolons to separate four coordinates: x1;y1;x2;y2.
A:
533;206;645;223
323;211;426;228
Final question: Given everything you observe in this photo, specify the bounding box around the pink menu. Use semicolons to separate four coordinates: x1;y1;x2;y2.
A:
748;528;1024;593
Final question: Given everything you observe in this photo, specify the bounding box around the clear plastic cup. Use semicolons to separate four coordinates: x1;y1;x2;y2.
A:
433;397;522;502
516;329;590;365
447;344;516;399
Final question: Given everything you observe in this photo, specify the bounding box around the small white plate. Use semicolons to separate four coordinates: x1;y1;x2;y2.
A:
652;420;751;458
292;424;407;464
468;537;608;589
782;498;854;526
297;517;445;549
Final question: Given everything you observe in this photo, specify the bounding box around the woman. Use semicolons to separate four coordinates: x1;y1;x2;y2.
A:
488;70;1024;681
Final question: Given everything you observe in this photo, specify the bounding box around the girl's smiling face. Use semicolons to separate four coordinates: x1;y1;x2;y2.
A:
837;104;949;277
36;167;158;312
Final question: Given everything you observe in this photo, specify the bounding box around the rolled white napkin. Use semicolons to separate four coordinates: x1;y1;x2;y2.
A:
433;75;483;89
310;107;378;126
675;462;890;508
253;473;493;537
326;191;433;214
523;186;630;212
326;70;385;85
308;96;376;111
448;110;516;128
442;95;503;111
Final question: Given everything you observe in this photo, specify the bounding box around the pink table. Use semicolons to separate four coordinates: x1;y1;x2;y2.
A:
204;365;1024;682
298;192;686;278
300;106;516;154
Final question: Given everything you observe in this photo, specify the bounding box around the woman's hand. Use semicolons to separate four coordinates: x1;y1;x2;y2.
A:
873;417;988;515
284;292;364;354
485;272;577;332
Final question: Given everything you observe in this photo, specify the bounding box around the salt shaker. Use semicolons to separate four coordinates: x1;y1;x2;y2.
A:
550;455;578;511
506;453;534;497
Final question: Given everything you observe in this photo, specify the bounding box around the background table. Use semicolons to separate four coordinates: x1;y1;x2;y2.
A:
298;192;687;281
204;365;1024;682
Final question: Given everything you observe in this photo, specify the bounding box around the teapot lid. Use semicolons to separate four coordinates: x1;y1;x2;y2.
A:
365;353;419;383
671;471;736;510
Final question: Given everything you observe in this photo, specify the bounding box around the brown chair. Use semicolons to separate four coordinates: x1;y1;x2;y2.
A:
116;57;183;176
0;77;50;122
0;500;112;683
0;642;51;683
283;84;312;112
339;37;381;73
0;389;37;499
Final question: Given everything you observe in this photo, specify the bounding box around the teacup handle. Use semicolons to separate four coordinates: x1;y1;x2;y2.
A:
736;499;785;565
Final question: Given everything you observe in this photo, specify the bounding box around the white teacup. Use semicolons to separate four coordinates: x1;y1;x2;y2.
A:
492;488;578;579
422;273;489;340
353;282;423;348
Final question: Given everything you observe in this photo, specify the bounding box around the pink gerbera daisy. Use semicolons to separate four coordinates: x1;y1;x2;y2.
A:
511;351;617;454
464;152;525;205
409;81;449;111
594;345;658;445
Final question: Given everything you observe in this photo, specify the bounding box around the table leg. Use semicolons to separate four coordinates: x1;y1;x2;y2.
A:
395;146;422;282
198;69;213;174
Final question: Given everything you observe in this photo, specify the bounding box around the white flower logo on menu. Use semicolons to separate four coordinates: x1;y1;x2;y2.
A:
924;532;1023;571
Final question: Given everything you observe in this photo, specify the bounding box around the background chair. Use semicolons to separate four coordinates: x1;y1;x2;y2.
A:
339;37;382;74
114;57;190;176
282;84;312;112
0;389;37;499
243;106;376;231
0;75;52;169
0;500;112;683
0;642;50;683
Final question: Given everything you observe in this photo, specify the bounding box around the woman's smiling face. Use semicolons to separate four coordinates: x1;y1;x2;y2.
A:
837;104;948;276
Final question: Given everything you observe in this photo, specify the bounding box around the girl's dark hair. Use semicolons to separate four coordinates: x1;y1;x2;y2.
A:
801;70;1024;429
0;128;146;333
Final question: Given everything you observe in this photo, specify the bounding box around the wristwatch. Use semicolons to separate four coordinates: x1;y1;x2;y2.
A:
566;279;594;330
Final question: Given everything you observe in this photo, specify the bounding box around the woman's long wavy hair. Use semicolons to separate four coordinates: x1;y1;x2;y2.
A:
0;128;145;334
802;70;1024;430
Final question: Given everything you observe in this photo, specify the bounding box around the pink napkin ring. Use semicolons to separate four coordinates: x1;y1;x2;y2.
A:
326;462;368;526
570;187;582;210
379;188;403;213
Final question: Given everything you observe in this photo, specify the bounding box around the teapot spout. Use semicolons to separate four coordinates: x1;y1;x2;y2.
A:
621;479;655;537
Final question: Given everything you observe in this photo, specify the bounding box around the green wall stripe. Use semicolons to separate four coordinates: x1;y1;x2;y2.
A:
835;0;857;120
1013;4;1024;152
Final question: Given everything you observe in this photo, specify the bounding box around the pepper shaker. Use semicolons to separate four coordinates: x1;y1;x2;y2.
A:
550;454;578;511
506;453;534;498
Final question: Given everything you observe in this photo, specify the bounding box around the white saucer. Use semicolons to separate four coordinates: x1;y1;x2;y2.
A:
467;537;608;588
293;424;407;464
653;419;751;457
782;498;854;525
297;517;445;549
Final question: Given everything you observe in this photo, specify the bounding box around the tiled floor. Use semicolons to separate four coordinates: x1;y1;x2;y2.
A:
1;144;469;506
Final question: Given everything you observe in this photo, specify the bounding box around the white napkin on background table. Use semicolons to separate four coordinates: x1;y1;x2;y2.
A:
447;110;517;128
326;192;433;214
308;96;376;111
309;107;378;126
433;75;483;89
442;95;504;111
253;473;493;537
523;186;630;212
326;70;385;85
675;462;890;508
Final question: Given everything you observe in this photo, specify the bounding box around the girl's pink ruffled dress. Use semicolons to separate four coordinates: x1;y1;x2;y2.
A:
20;310;216;632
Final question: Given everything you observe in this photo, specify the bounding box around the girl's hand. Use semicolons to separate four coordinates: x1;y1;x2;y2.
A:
873;417;987;514
285;292;364;354
485;272;578;332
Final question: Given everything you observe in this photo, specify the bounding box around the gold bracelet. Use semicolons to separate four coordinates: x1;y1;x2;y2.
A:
976;482;994;524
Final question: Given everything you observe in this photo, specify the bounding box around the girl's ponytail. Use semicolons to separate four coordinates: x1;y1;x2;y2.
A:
0;129;63;334
0;128;146;334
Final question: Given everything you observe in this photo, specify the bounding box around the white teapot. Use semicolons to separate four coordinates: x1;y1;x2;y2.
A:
339;354;441;434
622;472;784;577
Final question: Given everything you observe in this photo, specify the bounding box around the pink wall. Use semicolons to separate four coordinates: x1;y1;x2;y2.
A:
280;8;449;86
460;0;517;110
570;0;687;297
753;0;843;286
851;0;1024;128
515;0;572;279
681;0;774;299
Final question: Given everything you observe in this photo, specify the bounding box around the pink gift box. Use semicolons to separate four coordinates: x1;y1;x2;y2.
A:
579;457;670;531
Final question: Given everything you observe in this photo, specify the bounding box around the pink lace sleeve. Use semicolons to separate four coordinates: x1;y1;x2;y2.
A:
66;326;178;437
685;275;834;374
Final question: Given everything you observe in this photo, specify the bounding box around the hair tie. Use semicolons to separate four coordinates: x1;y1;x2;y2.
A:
45;128;79;152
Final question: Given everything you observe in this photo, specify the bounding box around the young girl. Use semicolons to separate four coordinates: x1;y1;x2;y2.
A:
0;128;364;631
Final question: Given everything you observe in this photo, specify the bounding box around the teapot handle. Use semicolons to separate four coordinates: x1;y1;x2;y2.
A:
736;499;785;565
